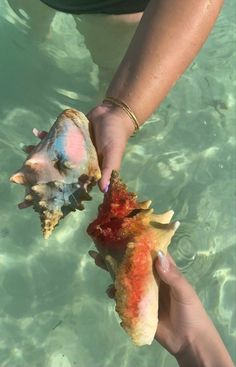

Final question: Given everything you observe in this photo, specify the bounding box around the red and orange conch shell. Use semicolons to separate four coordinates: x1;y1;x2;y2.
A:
87;171;179;346
10;109;101;239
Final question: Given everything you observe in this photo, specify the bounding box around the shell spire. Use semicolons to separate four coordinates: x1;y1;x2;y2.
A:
40;209;63;240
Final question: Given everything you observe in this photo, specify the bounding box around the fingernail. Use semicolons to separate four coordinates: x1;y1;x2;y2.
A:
104;183;110;193
157;250;170;272
174;221;180;230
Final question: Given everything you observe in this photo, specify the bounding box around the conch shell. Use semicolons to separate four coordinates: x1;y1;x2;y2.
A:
87;171;179;346
10;109;101;239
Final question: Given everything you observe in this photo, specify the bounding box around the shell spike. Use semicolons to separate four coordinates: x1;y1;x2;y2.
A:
31;184;41;193
38;200;47;208
33;128;47;140
25;194;33;201
25;158;40;167
10;172;27;185
31;184;47;195
151;210;175;224
138;200;152;209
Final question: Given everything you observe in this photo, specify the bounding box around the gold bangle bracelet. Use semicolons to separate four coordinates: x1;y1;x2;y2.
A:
103;96;140;135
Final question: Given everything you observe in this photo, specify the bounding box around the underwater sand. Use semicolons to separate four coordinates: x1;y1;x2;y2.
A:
0;0;235;366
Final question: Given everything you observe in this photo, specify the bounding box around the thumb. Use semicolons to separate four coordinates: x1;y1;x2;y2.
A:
155;251;196;303
99;143;125;192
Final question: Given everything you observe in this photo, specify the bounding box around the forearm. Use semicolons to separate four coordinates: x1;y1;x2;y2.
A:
176;325;234;367
106;0;224;124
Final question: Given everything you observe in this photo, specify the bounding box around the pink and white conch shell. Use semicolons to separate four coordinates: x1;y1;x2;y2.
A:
87;171;180;346
10;109;101;239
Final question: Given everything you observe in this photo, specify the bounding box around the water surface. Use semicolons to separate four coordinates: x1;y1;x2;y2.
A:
0;1;235;366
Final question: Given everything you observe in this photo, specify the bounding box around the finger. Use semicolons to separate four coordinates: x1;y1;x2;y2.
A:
88;250;108;271
106;284;116;299
98;145;124;192
32;128;48;140
155;251;196;303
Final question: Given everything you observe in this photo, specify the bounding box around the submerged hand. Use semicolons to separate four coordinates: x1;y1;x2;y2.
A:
155;252;234;367
154;252;209;355
89;250;233;366
87;103;134;192
89;249;208;347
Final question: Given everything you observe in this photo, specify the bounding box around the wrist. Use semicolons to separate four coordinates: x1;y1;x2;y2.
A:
175;327;234;367
103;97;140;135
87;103;136;138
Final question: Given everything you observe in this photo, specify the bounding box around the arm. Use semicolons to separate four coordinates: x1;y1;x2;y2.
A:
106;0;224;123
88;0;224;191
176;333;234;367
155;252;234;367
89;249;234;366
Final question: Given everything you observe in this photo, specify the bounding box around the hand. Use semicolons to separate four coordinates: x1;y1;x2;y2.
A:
87;103;135;192
89;250;234;366
23;104;134;193
154;252;210;355
88;249;208;353
155;252;234;366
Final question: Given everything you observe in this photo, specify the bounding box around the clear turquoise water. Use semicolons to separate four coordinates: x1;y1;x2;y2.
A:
0;1;235;366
